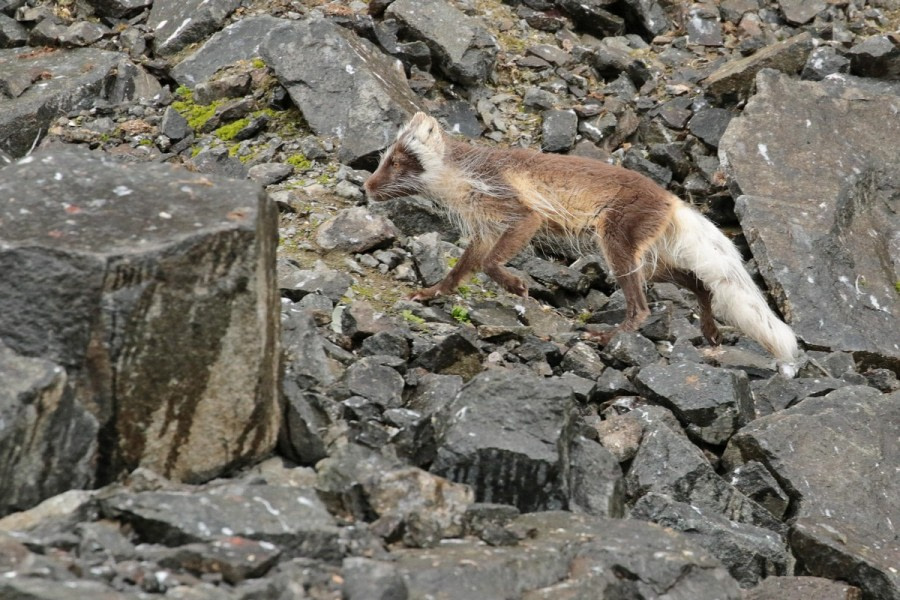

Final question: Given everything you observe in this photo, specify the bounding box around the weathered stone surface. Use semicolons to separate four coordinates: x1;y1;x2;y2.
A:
743;576;862;600
847;35;900;81
688;107;734;147
0;578;130;599
316;206;398;254
724;387;899;537
626;411;784;532
565;435;625;518
369;195;458;241
725;460;789;519
592;412;642;462
144;536;282;584
85;0;152;18
686;3;723;47
431;369;575;512
393;512;741;599
171;15;284;86
750;375;849;417
635;362;753;445
801;45;851;81
540;108;577;152
0;48;121;156
147;0;241;57
413;332;483;380
703;32;813;98
279;264;352;303
791;518;899;600
631;492;789;587
779;0;826;24
0;343;97;517
386;0;498;85
0;13;27;48
722;71;900;358
101;484;341;560
344;358;405;408
261;17;425;166
0;149;280;489
558;0;625;36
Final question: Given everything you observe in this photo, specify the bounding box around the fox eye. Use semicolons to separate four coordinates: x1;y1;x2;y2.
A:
391;156;401;168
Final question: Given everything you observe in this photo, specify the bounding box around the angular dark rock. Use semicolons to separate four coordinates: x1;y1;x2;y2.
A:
144;536;282;585
725;460;789;519
344;358;405;408
791;518;899;600
0;48;122;156
591;412;643;462
600;331;659;368
722;72;900;359
847;35;900;81
0;13;27;48
626;411;785;532
688;107;734;147
635;362;753;445
147;0;241;57
801;45;851;81
316;206;398;254
412;332;483;380
160;106;190;141
779;0;826;24
0;578;128;599
686;4;723;47
559;341;606;379
262;17;425;166
101;484;342;560
620;0;670;36
85;0;153;18
749;375;849;417
703;32;813;99
170;15;283;86
431;369;576;512
631;492;789;587
279;389;333;467
723;387;899;538
0;343;97;517
392;512;741;598
540;108;578;152
558;0;625;37
0;149;280;490
565;436;625;518
279;265;352;304
342;557;409;600
386;0;498;85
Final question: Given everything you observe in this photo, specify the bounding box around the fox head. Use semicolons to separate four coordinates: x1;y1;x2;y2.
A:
364;112;445;201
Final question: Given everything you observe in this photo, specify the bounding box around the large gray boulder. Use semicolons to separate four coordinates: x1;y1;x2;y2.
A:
261;17;425;167
385;0;499;85
392;511;741;599
721;71;900;360
0;149;280;503
170;15;286;87
147;0;241;57
0;48;123;157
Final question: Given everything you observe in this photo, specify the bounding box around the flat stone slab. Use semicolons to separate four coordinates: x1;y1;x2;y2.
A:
147;0;241;57
0;148;280;495
721;71;900;358
261;17;425;166
0;47;121;157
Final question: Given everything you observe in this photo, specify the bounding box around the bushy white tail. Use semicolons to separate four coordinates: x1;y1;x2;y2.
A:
657;202;798;365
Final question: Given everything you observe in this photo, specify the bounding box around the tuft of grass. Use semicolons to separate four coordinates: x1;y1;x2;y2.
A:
450;305;470;324
895;281;900;295
286;153;312;171
214;118;249;141
251;57;266;69
401;309;426;326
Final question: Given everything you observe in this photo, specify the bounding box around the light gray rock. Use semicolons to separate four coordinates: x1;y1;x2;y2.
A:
316;206;398;254
386;0;498;85
261;17;425;166
779;0;826;24
171;15;285;87
743;576;862;600
0;148;280;489
540;108;577;152
724;387;899;537
703;32;813;98
721;71;900;359
101;484;342;560
0;13;27;48
147;0;241;57
0;48;120;156
392;512;741;599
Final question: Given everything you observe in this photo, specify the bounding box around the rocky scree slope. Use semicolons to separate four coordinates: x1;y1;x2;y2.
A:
0;0;899;599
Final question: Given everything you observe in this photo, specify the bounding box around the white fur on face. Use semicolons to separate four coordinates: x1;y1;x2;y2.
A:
395;112;445;177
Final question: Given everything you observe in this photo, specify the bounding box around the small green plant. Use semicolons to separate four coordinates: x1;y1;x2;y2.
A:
251;57;266;69
456;284;472;299
138;138;153;147
401;309;426;326
174;85;193;101
576;310;591;324
214;118;249;141
285;153;312;171
895;281;900;295
447;256;459;268
450;305;470;324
